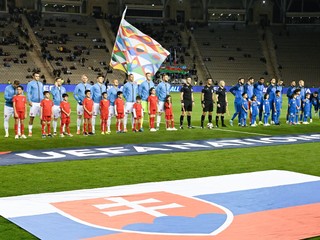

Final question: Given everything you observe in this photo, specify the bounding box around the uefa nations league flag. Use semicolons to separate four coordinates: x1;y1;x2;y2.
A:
110;7;170;84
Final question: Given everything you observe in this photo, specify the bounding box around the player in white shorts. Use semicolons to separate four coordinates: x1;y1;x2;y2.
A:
107;79;119;133
91;75;107;134
26;72;44;136
4;80;20;137
73;74;91;134
155;74;171;129
51;77;66;135
122;74;138;131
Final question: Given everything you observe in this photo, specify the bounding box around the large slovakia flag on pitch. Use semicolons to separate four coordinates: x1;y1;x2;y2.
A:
1;170;320;239
110;7;170;84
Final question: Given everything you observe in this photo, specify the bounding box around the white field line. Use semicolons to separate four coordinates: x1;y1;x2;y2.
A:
212;128;271;136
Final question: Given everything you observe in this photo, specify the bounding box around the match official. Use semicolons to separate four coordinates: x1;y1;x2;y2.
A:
180;77;194;129
200;78;214;128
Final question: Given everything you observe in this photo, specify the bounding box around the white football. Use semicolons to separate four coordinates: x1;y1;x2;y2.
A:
207;123;213;129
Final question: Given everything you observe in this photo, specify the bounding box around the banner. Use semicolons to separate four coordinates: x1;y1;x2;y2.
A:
110;8;170;84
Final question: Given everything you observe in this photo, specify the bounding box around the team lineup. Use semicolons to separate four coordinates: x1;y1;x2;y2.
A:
3;72;320;139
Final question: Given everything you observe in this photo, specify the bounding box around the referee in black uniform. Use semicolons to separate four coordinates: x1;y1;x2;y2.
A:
180;77;194;129
200;78;215;128
215;80;228;127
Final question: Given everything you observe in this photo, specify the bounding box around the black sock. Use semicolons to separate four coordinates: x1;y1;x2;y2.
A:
215;116;219;126
201;115;205;127
180;115;184;126
221;116;225;125
187;115;191;126
208;115;212;123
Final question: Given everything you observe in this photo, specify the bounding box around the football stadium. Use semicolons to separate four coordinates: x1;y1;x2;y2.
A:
0;0;320;239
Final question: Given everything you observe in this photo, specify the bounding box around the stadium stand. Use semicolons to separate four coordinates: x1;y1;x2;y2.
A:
0;13;40;83
193;23;267;84
271;25;320;87
29;13;112;84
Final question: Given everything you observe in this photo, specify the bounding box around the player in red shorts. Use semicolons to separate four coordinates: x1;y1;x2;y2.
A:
114;91;125;133
164;95;177;131
133;96;144;132
40;91;54;138
148;87;158;132
60;93;72;137
12;85;27;139
100;92;110;135
83;89;94;135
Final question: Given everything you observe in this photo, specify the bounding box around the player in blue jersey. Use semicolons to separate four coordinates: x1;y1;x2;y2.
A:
302;93;312;124
244;77;254;124
266;78;276;124
73;74;92;134
310;91;319;121
50;77;66;135
263;93;271;126
107;79;119;133
156;74;171;129
250;95;259;127
286;80;296;123
240;93;248;127
244;77;254;100
274;90;282;125
276;80;284;97
138;72;155;131
229;77;245;126
26;72;44;136
297;80;306;122
4;80;20;137
91;75;107;134
295;88;301;124
253;77;265;125
122;74;138;132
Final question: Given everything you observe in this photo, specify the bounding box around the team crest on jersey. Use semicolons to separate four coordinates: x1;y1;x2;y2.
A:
52;191;232;236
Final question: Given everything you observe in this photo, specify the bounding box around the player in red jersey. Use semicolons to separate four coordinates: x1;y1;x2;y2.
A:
164;95;177;131
100;92;110;135
40;91;54;138
83;89;94;135
12;85;27;139
148;87;158;132
60;93;72;137
133;96;144;132
114;91;125;133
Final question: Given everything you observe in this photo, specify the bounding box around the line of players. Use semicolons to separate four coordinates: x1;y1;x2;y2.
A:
229;77;320;127
4;72;320;138
3;72;180;138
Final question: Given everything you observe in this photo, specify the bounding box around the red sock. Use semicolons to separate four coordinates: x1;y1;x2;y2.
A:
60;123;64;134
66;124;70;134
103;121;106;132
42;123;46;134
21;124;24;135
120;122;123;131
15;124;18;135
83;123;87;133
88;123;92;132
47;123;51;134
171;120;175;128
150;117;155;128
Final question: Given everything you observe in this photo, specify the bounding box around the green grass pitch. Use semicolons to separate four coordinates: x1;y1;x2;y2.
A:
0;92;320;239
